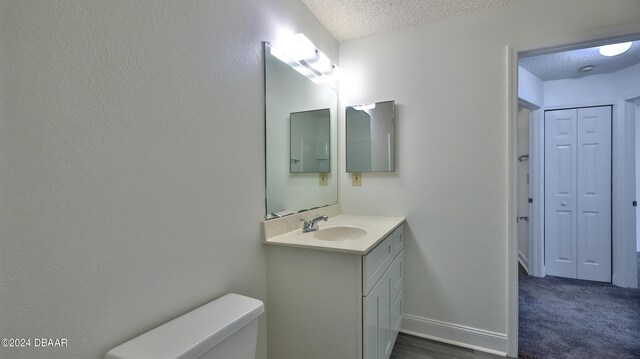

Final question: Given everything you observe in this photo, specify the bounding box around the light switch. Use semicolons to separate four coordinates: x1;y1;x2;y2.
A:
319;173;328;186
352;173;362;186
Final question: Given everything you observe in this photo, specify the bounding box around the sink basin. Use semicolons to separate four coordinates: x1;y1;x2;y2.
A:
313;226;368;241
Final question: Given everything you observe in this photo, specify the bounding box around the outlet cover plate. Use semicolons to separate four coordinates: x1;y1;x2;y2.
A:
352;173;362;186
319;173;328;186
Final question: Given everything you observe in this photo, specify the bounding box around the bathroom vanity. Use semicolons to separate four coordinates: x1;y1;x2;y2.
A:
263;205;405;359
263;38;404;358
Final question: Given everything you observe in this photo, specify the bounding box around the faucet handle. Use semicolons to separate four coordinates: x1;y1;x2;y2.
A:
299;215;328;232
300;218;311;231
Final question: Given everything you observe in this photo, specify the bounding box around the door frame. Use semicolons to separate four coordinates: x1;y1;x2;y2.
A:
615;92;640;288
506;28;640;358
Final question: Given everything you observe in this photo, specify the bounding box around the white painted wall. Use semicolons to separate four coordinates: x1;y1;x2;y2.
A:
614;62;640;99
518;66;544;108
517;67;542;275
0;1;337;358
338;0;640;352
517;108;530;272
544;63;640;108
544;73;617;108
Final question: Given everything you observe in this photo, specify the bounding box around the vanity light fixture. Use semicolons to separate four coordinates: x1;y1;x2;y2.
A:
352;103;376;111
598;42;632;57
269;33;341;87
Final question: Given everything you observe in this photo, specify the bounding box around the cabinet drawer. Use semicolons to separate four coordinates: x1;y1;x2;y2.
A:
392;225;403;258
391;251;403;299
363;234;393;296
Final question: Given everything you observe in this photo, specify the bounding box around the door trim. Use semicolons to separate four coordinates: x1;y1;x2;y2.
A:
507;26;640;359
613;93;640;288
530;108;545;277
507;45;518;358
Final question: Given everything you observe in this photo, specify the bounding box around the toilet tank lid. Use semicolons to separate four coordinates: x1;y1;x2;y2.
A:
105;293;264;359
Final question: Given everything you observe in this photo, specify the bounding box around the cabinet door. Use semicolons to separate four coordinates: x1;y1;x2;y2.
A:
363;269;392;359
392;289;403;343
390;251;403;300
390;251;403;344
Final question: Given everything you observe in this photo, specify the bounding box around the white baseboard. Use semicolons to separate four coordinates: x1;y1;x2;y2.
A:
401;314;508;356
518;250;529;274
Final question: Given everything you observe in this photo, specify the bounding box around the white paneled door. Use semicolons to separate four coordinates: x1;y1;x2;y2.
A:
545;109;578;279
544;106;611;282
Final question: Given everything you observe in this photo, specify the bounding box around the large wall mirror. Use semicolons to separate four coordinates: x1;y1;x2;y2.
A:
264;42;338;219
346;101;396;172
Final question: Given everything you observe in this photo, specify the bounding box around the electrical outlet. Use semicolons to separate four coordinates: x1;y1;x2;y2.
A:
319;173;328;186
352;173;362;186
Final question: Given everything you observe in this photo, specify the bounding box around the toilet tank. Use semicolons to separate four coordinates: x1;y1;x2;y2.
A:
105;293;264;359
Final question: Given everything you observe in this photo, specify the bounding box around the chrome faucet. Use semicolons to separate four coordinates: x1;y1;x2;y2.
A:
301;214;328;232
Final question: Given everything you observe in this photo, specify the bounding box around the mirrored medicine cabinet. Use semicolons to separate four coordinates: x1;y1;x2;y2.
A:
290;108;331;173
264;42;338;220
346;100;396;172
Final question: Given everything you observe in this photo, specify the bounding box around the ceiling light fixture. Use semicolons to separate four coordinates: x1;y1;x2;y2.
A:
270;33;341;88
598;42;632;57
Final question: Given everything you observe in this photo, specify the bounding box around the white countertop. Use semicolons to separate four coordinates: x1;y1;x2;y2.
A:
263;213;405;255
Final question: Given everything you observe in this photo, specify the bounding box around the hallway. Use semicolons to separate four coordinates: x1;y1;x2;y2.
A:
518;263;640;358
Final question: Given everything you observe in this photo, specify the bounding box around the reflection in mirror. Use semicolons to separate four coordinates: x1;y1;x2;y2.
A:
290;109;330;173
264;42;338;219
346;101;396;172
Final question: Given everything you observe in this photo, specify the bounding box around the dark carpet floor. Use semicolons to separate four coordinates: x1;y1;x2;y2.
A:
519;258;640;359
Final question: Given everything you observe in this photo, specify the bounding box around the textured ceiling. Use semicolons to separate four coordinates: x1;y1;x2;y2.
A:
301;0;524;41
519;41;640;81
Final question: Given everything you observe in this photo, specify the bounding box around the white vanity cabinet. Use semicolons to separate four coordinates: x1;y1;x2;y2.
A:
266;220;404;359
363;226;404;359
